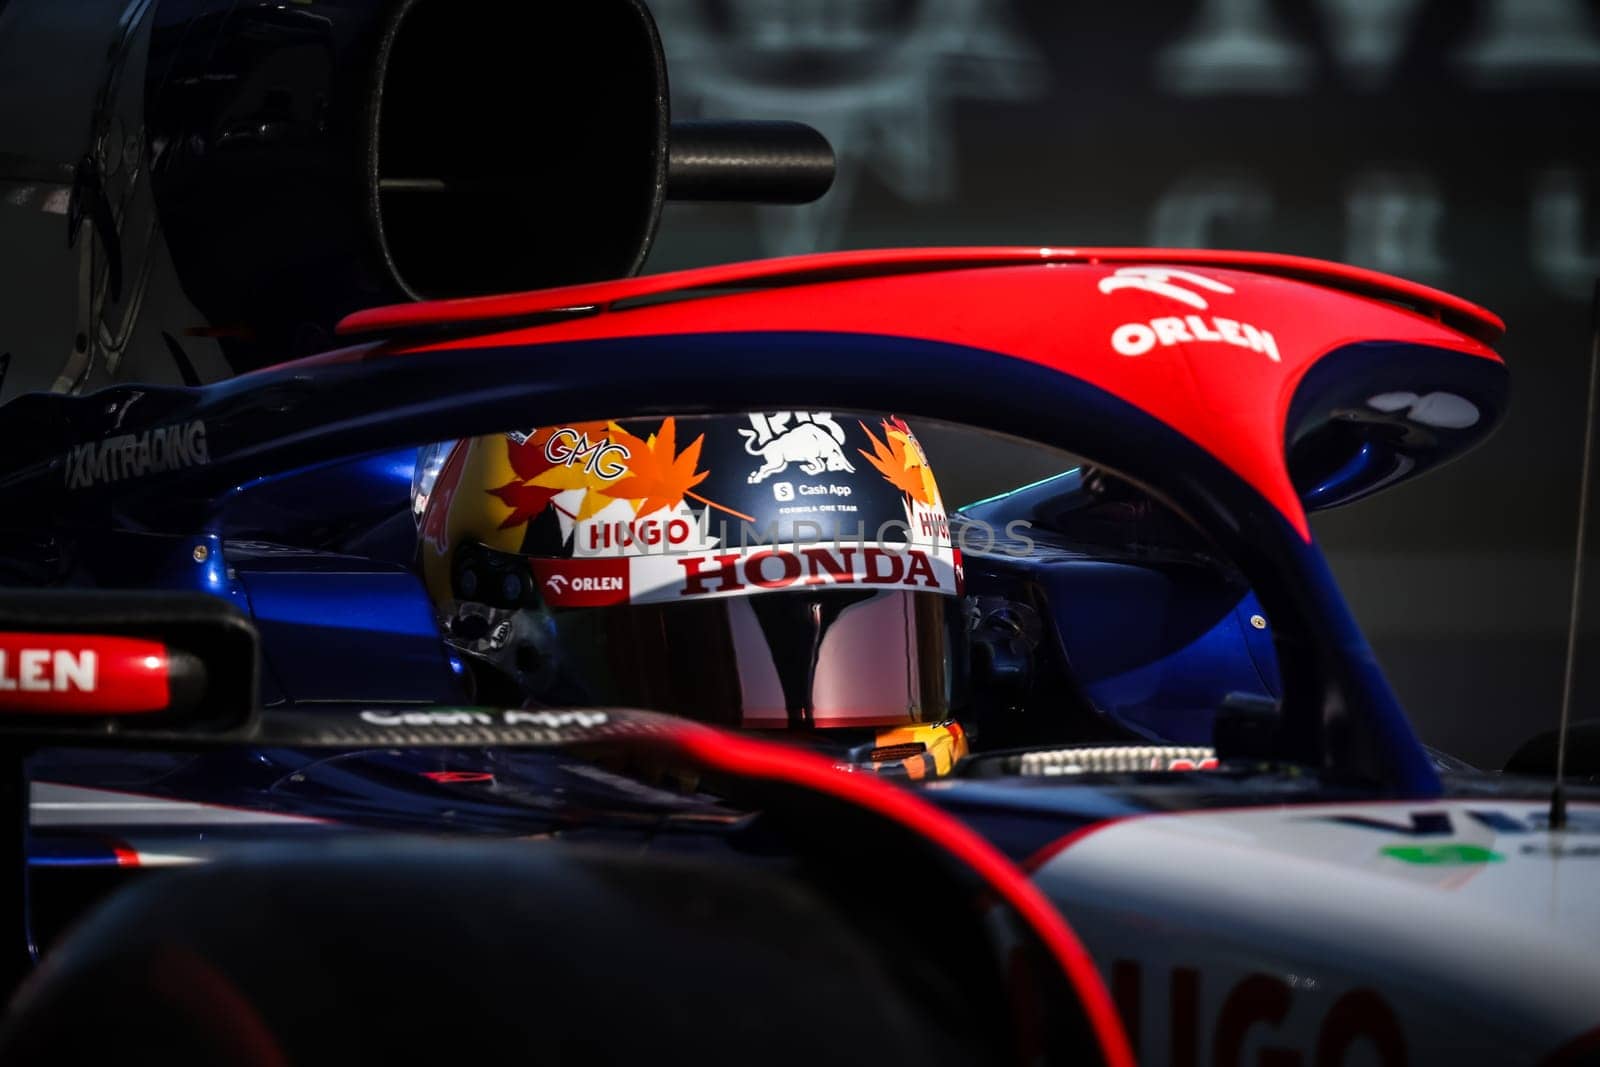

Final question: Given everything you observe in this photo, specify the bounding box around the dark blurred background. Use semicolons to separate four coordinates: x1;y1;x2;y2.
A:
645;0;1600;768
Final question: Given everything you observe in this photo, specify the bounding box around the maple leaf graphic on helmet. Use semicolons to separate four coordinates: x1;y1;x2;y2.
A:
598;416;708;518
489;421;617;529
492;418;753;534
858;417;940;508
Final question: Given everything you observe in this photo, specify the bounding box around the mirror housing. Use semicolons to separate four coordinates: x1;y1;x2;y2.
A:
0;592;257;742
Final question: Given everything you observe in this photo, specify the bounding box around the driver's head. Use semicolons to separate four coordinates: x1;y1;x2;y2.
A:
420;412;969;777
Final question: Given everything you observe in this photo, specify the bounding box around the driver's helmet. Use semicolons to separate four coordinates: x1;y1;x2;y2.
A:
418;411;969;778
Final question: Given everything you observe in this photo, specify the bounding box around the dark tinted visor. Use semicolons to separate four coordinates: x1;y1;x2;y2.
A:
520;586;964;730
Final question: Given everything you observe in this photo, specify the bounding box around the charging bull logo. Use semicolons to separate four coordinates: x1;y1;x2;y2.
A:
738;411;856;484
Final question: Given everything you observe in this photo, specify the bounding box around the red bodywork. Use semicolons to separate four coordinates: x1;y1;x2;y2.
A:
0;634;169;714
339;247;1504;541
658;721;1138;1067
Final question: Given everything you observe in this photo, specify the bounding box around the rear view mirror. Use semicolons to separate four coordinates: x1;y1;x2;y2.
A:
0;593;257;742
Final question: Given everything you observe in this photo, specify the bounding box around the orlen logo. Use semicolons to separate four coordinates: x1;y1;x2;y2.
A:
562;577;623;592
0;634;170;714
1097;266;1234;309
1;649;96;693
1097;265;1281;363
530;559;629;607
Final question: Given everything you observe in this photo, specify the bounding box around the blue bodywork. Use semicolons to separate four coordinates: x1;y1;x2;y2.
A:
960;470;1282;745
0;326;1510;800
221;446;1283;740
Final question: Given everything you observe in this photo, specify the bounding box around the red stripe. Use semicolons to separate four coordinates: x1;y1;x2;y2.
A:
337;246;1504;344
375;265;1497;544
421;771;494;784
663;725;1136;1067
149;946;289;1066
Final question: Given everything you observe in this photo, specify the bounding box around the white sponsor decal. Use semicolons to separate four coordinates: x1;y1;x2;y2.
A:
571;500;720;559
65;419;210;489
0;649;96;692
358;709;609;728
797;483;851;498
915;507;951;542
502;710;609;728
585;515;695;553
561;575;623;593
1111;315;1281;362
1097;266;1281;362
532;558;631;606
738;411;855;484
1033;799;1600;1064
1097;266;1235;309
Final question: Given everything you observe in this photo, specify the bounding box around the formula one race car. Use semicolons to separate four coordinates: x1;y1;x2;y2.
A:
0;1;1595;1064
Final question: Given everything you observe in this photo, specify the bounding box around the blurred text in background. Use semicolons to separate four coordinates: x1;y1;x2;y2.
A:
650;0;1600;767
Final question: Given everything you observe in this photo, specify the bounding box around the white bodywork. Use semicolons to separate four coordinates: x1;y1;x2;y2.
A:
32;783;1599;1062
1034;799;1600;1065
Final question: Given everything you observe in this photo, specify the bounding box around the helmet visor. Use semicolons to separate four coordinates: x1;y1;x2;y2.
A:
516;586;963;730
